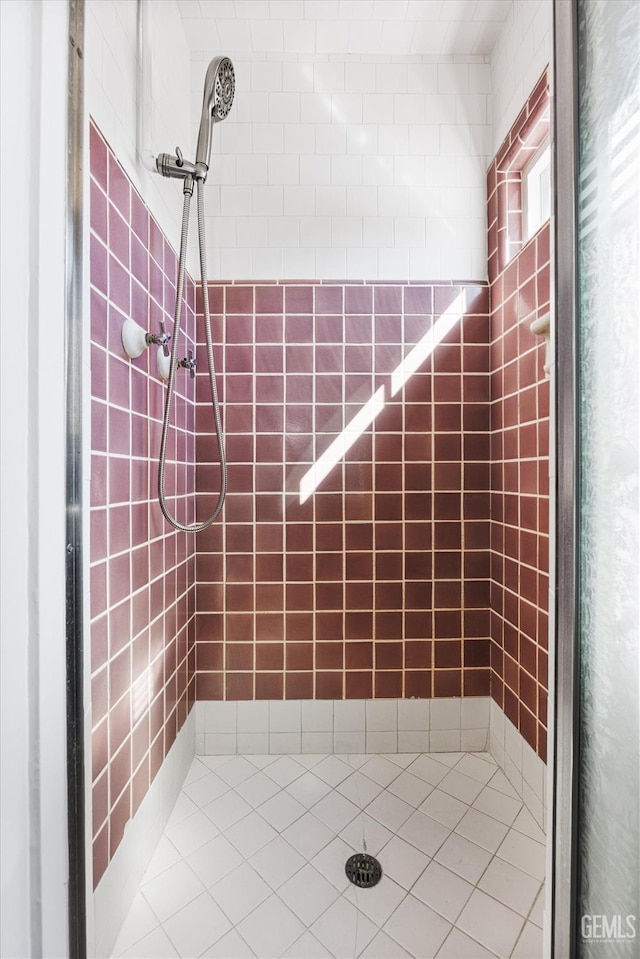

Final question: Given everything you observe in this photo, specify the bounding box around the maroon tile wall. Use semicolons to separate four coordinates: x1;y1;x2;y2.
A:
194;281;491;703
487;73;551;762
89;121;197;887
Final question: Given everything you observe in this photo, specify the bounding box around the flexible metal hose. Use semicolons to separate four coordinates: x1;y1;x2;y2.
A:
157;178;227;531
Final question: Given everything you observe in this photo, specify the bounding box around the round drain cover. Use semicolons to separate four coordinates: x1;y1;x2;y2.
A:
345;853;382;888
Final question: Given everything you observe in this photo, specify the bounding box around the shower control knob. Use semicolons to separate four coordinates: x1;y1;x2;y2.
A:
178;350;197;379
146;322;171;357
175;147;183;167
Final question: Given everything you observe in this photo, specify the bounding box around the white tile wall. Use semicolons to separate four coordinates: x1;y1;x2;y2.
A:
92;710;196;959
86;0;193;259
489;700;547;831
196;698;490;757
490;0;552;156
188;53;491;280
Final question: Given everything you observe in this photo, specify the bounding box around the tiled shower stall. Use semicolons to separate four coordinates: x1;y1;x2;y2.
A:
86;1;552;955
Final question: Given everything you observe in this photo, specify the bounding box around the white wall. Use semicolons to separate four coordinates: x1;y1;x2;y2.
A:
189;52;492;281
0;2;69;957
490;0;552;156
86;0;192;251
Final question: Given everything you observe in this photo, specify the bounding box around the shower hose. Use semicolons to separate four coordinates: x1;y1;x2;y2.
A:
158;177;227;532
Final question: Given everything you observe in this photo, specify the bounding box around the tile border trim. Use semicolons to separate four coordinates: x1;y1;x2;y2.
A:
195;696;490;756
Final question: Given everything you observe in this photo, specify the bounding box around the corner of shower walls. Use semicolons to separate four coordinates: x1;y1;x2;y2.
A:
91;709;196;959
194;697;491;757
489;698;547;831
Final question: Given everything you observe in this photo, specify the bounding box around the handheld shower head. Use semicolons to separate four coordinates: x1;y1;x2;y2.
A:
195;56;235;176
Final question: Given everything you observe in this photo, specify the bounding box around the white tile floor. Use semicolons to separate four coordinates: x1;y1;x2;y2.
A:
112;752;545;959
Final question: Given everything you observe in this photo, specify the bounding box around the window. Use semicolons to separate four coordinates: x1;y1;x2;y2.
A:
523;139;551;241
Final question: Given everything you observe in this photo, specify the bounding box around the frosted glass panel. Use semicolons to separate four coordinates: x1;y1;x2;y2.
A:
576;1;640;956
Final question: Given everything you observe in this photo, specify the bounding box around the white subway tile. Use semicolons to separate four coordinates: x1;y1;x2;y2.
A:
237;732;269;754
346;186;378;217
376;63;408;93
237;701;269;734
378;185;409;217
345;62;376;94
366;700;398;733
407;63;438;93
363;216;393;247
394;156;425;187
270;700;302;733
378;123;409;155
409;247;436;280
203;701;237;735
363;155;394;186
283;186;315;217
334;731;366;754
398;730;430;753
267;154;299;184
299;93;332;123
438;62;468;94
362;92;394;124
431;699;462;732
315;125;347;155
302;732;334;753
220;122;253;155
346;124;378;154
283;247;315;277
398;699;430;732
269;92;301;123
203;733;237;755
394;93;425;123
268;214;301;246
284;124;316;155
301;700;334;732
237;216;268;248
251;247;284;276
408;124;440;155
313;61;345;93
236;155;268;184
315;186;347;216
282;62;313;97
283;22;317;56
460;698;488;731
300;216;331;247
251;185;284;215
331;216;363;247
253;123;284;154
220;248;252;277
330;155;362;186
334;700;366;732
221;186;252;217
346;247;378;279
236;91;269;123
251;61;282;92
462;729;489;751
270;732;302;754
300;155;330;185
379;247;410;277
330;93;363;125
366;731;398;753
315;247;347;277
430;730;462;752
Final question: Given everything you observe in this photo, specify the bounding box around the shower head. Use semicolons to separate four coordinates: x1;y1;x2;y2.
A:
195;56;235;176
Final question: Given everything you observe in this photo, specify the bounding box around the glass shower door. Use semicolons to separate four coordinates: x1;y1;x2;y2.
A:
574;0;639;955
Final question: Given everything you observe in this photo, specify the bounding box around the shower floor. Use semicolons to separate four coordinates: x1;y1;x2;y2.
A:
111;751;545;959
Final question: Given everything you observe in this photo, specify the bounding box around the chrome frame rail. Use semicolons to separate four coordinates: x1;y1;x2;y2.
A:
65;0;87;956
552;1;580;956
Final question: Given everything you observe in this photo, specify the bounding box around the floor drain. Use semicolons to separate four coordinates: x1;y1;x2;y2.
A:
345;853;383;888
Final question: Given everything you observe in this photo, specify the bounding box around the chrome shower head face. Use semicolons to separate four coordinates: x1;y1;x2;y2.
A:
195;56;235;173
